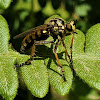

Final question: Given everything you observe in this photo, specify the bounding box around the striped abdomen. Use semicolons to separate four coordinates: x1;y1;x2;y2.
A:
20;26;51;52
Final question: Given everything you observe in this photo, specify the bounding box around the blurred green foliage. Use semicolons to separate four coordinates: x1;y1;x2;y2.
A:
0;0;99;52
0;0;100;37
0;0;100;100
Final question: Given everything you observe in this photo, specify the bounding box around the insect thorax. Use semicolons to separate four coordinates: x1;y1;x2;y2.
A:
47;18;66;38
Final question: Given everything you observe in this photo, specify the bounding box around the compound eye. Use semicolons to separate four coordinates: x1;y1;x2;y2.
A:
66;24;72;31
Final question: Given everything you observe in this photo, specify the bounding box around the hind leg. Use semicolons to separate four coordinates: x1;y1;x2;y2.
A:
14;40;54;68
14;44;35;69
19;44;36;67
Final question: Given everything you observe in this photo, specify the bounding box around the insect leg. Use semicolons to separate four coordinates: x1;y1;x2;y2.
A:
69;33;75;74
18;44;36;67
61;39;71;62
35;40;55;45
25;44;35;65
70;34;74;64
14;40;54;69
54;39;66;81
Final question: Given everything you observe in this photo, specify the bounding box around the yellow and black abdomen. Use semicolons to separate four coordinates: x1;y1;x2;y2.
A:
20;27;50;52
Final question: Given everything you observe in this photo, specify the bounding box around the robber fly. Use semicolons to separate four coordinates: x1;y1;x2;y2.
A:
13;16;77;81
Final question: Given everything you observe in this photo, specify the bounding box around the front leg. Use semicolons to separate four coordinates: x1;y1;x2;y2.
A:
70;34;74;65
61;39;71;62
54;39;66;81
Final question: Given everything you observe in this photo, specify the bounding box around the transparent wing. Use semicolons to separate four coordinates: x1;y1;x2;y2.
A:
13;24;51;39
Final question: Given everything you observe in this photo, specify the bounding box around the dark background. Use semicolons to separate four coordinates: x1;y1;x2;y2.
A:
1;0;100;51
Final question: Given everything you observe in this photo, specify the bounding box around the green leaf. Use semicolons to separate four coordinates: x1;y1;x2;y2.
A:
48;59;73;95
42;0;55;16
45;15;62;24
0;55;18;100
0;0;12;9
75;4;91;17
65;29;85;54
18;56;49;98
73;54;100;90
0;15;10;53
72;24;100;90
46;29;84;95
1;14;100;99
0;16;18;100
63;27;100;90
85;23;100;55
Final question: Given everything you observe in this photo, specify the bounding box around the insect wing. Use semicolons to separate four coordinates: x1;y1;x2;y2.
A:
13;24;52;39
